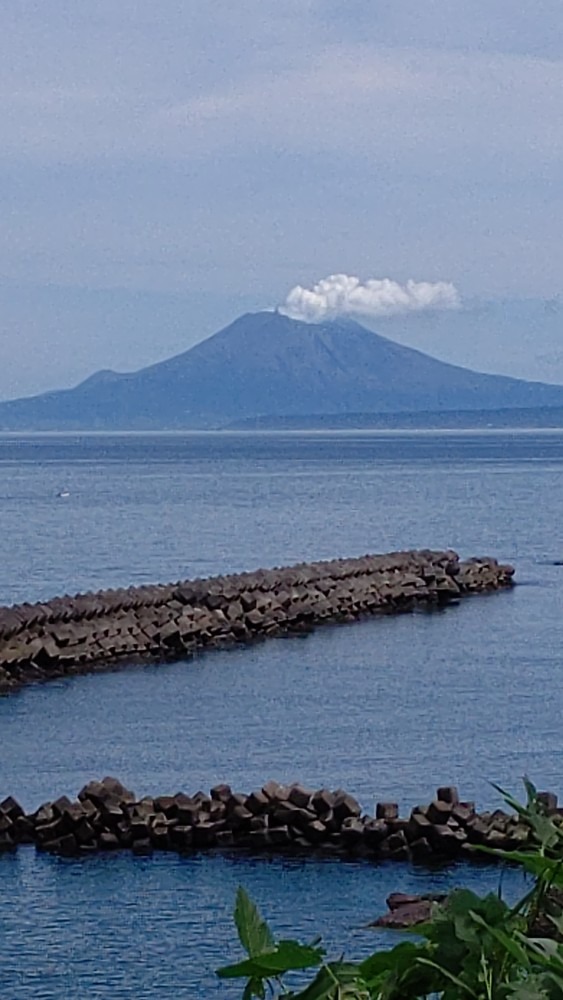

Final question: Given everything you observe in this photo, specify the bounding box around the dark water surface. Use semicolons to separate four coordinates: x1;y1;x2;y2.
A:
0;431;561;997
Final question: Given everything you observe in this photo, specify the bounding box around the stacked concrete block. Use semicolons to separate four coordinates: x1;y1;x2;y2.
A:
1;777;548;863
0;551;514;695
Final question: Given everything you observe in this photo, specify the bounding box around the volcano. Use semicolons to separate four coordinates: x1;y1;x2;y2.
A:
3;310;563;429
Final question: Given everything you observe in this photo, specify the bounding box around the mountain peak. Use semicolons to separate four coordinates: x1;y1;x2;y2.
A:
203;309;387;353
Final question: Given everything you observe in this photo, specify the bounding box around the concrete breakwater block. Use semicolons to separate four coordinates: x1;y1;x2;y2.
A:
0;777;552;863
0;550;514;695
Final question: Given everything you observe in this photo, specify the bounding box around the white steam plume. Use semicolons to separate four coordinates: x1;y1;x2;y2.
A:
279;273;461;323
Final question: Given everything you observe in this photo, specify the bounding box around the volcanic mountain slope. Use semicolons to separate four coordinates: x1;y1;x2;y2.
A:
3;310;563;429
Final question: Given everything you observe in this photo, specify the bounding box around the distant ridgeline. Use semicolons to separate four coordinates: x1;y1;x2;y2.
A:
228;406;563;431
0;549;514;695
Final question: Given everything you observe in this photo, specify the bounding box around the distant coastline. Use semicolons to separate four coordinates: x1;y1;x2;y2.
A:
228;406;563;431
4;406;563;435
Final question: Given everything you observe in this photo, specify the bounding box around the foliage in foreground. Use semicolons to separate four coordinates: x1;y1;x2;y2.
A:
216;780;563;999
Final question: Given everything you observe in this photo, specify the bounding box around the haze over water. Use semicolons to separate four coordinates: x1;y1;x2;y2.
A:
0;431;561;997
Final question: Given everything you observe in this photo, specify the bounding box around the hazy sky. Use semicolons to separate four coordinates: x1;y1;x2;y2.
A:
1;1;563;399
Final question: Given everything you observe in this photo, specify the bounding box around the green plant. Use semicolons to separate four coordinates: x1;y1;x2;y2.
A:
216;781;563;999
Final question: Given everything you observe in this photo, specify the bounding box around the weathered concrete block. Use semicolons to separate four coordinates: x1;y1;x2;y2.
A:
193;821;224;848
363;818;389;847
226;793;248;814
48;833;78;856
228;805;254;830
267;825;292;846
287;785;313;810
387;829;409;852
0;830;15;852
170;825;194;851
131;838;153;855
153;795;177;817
332;791;361;823
427;824;466;855
311;789;335;816
410;837;434;861
262;781;289;802
130;818;150;841
215;829;235;848
99;831;120;850
437;786;460;806
246;791;270;815
12;816;35;844
249;815;268;832
427;800;452;825
174;802;200;826
406;812;432;842
300;820;327;844
451;803;475;825
74;819;97;844
376;802;398;821
537;791;558;814
210;784;232;804
340;817;365;845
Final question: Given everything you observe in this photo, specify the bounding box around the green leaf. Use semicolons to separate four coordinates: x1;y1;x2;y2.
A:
475;847;545;868
416;957;479;998
453;912;481;945
548;913;563;935
242;978;265;1000
523;776;538;808
490;782;525;815
475;850;563;893
525;937;563;964
489;780;562;850
469;910;529;964
265;940;325;971
234;886;275;957
289;961;367;999
217;940;324;979
529;816;561;850
508;977;552;999
359;941;421;980
217;958;267;980
446;888;490;917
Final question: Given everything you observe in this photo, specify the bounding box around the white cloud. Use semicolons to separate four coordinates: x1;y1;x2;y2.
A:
279;274;461;323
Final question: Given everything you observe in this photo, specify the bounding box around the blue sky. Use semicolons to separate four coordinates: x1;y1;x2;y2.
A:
1;1;563;398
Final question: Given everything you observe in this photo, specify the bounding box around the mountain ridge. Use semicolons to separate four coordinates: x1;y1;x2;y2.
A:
3;310;563;429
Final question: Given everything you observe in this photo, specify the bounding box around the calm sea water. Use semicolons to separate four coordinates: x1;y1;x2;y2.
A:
0;430;562;997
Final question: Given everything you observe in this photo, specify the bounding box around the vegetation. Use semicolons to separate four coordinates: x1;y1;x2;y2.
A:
216;781;563;999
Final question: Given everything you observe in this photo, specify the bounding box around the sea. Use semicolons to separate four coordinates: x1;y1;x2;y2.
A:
1;429;562;998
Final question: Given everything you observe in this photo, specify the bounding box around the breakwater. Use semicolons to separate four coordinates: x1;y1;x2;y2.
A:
0;776;556;862
0;550;513;695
